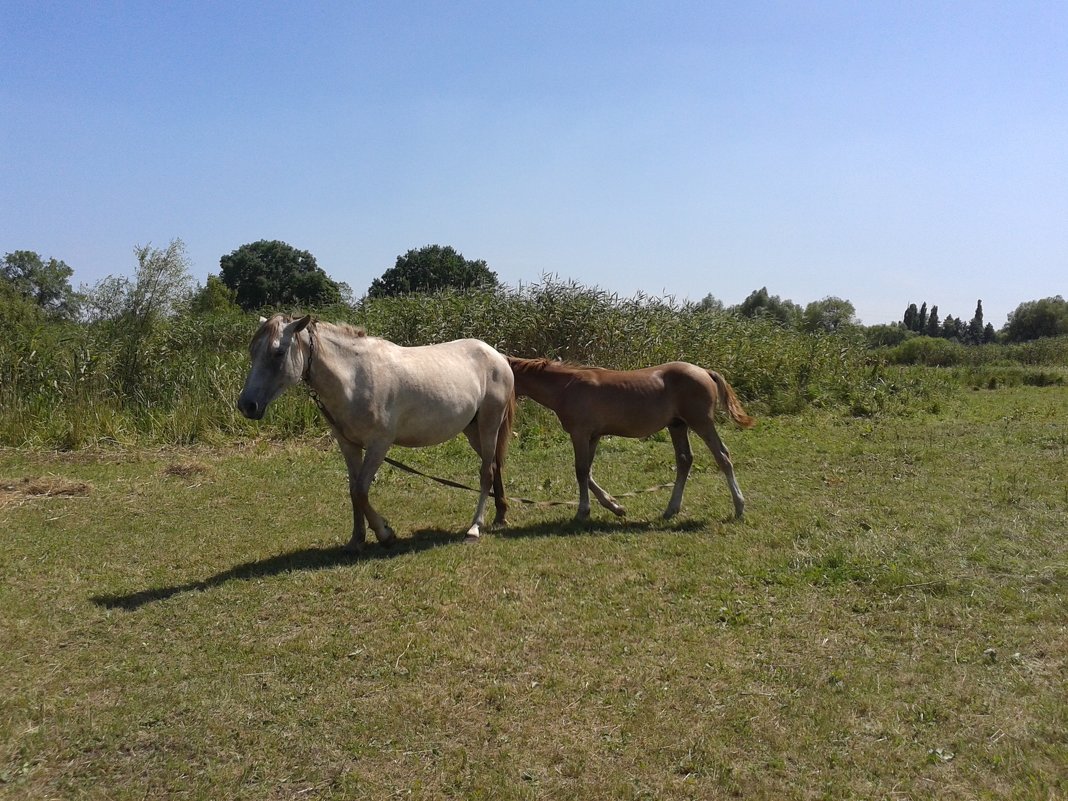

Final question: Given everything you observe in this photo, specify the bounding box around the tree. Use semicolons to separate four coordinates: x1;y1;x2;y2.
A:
941;315;964;341
1003;296;1068;342
925;305;941;337
734;287;801;327
220;240;341;311
801;296;857;333
865;323;910;347
79;239;195;398
367;245;500;298
190;274;240;314
903;303;919;332
80;239;193;324
1;250;80;319
696;293;724;313
966;299;985;345
917;302;928;333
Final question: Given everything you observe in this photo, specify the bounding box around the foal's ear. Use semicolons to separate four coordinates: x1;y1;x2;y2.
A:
291;314;313;332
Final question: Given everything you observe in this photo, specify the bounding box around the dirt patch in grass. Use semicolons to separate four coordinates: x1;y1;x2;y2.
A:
0;475;92;508
163;462;211;479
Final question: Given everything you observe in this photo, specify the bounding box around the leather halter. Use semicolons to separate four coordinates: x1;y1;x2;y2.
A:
301;323;341;431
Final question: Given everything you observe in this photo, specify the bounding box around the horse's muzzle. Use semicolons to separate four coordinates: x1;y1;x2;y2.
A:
237;396;264;420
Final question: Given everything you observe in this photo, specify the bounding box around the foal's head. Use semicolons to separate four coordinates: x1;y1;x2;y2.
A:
237;314;312;420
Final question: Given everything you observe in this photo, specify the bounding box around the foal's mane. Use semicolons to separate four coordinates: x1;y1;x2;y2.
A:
508;356;603;374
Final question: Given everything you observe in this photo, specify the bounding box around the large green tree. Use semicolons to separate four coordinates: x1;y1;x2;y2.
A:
190;274;240;315
1;250;80;319
367;245;500;298
801;296;857;333
1003;296;1068;342
734;287;801;327
219;240;341;311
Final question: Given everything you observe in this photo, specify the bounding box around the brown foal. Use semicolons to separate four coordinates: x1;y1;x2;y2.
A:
507;357;755;520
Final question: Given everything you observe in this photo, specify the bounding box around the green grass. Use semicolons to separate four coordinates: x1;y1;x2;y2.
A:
1;386;1066;799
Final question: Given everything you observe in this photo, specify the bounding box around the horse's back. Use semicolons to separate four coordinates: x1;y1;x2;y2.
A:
369;338;512;446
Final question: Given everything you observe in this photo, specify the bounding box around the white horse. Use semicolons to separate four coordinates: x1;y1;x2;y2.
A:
237;315;515;548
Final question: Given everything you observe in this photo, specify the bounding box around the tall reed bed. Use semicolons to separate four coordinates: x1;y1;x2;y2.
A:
1;280;929;448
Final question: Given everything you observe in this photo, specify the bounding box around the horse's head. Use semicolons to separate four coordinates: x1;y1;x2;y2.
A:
237;314;312;420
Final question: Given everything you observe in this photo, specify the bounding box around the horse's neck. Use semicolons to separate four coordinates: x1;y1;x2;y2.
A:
512;363;572;410
307;326;372;395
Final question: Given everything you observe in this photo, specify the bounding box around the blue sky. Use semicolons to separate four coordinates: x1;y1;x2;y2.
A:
3;2;1065;327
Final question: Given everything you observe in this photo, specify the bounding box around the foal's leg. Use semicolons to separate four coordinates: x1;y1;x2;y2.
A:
664;421;694;519
353;442;397;545
586;436;626;517
338;439;369;551
571;433;625;519
571;431;595;520
692;419;745;519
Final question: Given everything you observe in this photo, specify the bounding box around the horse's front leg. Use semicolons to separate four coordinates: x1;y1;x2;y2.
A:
571;432;626;519
338;439;369;551
354;443;397;546
583;436;626;518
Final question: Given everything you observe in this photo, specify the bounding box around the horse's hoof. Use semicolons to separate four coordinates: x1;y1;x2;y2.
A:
613;506;627;518
463;532;481;544
663;508;678;520
379;528;397;548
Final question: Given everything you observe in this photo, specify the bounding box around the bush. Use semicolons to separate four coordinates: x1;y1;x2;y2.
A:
0;279;943;447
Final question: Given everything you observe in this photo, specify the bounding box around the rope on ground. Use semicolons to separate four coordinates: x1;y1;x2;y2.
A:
382;456;675;508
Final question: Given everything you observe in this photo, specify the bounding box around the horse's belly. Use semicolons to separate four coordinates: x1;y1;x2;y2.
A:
391;396;481;447
392;428;457;448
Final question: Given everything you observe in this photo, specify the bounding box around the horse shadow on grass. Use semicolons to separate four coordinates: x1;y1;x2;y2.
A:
91;516;716;611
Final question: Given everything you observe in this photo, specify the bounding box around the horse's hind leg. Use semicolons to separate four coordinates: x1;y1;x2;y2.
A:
692;419;745;519
664;421;693;519
463;417;500;540
464;420;508;527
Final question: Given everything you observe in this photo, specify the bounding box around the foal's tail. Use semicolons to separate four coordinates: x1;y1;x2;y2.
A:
708;371;756;428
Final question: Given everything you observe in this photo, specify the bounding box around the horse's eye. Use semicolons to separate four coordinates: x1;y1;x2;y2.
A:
273;348;286;360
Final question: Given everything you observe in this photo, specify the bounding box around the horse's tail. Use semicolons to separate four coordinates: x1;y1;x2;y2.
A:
708;371;756;428
496;390;516;466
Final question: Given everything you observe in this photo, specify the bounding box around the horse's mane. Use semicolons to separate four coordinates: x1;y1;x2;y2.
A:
314;319;367;338
507;355;603;373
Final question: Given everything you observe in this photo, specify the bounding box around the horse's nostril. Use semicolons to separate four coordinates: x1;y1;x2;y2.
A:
237;397;258;419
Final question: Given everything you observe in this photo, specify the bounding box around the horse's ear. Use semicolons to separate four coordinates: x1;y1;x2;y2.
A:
292;314;312;332
259;316;267;324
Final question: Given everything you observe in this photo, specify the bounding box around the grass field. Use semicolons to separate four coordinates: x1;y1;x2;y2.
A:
1;386;1065;800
